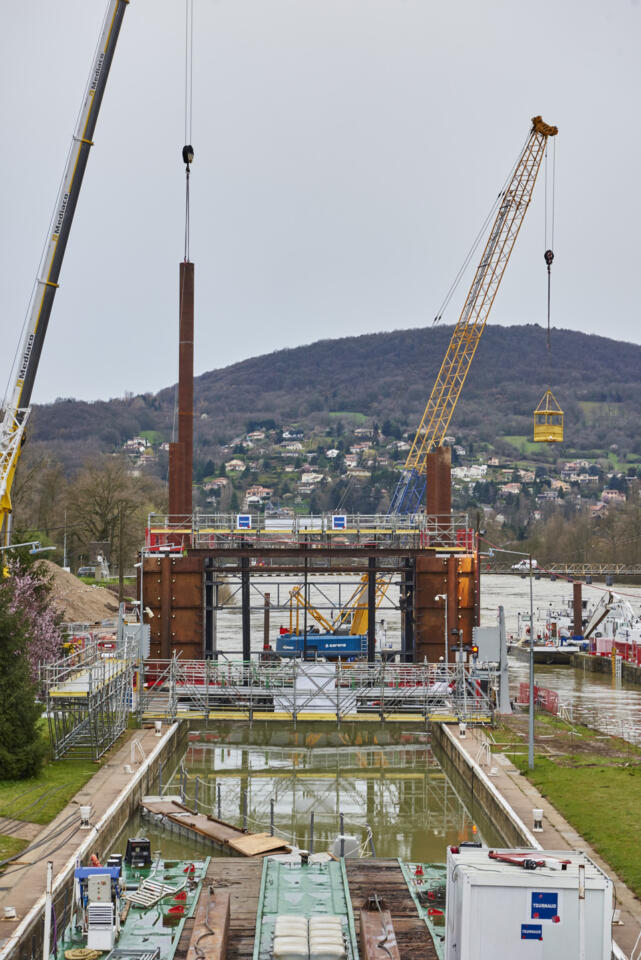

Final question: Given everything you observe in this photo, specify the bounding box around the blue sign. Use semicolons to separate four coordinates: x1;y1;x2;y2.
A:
521;924;543;941
332;515;347;530
531;891;558;920
236;514;252;530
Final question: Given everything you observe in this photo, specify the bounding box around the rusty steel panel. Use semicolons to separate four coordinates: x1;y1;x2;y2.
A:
168;441;183;517
143;555;204;659
426;446;451;517
359;909;401;960
178;261;194;516
414;553;478;661
171;571;204;607
573;581;583;637
160;555;172;658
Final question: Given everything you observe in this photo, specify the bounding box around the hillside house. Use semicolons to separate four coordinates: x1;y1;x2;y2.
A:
123;437;149;453
602;489;626;504
500;482;522;496
245;485;273;506
299;472;324;486
225;459;246;472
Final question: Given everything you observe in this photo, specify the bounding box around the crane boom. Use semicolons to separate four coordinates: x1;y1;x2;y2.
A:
0;0;130;540
390;116;558;514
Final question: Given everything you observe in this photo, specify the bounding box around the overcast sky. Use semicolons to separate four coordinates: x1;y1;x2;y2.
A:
1;0;639;405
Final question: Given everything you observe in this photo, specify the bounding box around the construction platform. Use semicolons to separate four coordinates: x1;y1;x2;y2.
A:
173;858;440;960
142;511;480;665
139;660;494;724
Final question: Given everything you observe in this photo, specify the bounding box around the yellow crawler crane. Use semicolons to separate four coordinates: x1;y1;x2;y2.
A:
390;116;558;514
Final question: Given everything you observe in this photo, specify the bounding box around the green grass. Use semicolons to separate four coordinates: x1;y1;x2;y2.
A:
493;716;641;898
0;758;98;825
0;726;105;826
513;755;641;897
328;411;368;424
139;430;165;445
0;835;29;861
501;435;548;456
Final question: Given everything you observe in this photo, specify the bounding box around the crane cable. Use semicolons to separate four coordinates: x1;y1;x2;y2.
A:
544;138;556;350
183;0;195;263
173;0;195;447
431;130;531;326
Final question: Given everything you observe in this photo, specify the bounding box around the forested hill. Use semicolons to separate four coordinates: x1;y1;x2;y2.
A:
27;323;641;467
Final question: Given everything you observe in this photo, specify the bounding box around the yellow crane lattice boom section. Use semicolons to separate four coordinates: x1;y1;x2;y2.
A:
405;116;558;475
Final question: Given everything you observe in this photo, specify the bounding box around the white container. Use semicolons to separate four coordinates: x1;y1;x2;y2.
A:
330;835;360;859
445;846;612;960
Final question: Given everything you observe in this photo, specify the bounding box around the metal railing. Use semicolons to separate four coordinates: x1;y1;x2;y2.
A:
146;511;474;551
139;658;495;722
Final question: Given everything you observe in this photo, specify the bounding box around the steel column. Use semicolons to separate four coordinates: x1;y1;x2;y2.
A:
367;557;376;662
241;556;251;661
401;558;415;662
204;556;214;658
573;581;583;638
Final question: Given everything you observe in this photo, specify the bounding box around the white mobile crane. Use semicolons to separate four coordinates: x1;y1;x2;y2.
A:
0;0;130;545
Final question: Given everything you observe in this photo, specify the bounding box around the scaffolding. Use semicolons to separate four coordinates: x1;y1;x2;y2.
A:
139;658;495;724
41;636;136;760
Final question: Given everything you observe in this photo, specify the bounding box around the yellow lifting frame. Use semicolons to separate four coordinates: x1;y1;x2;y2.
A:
533;389;564;442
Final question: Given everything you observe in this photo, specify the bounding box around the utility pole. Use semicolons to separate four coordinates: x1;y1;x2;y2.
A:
528;554;535;770
118;504;124;602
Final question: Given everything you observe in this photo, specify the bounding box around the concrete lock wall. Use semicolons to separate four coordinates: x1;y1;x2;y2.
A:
430;723;537;849
4;722;188;960
571;651;641;686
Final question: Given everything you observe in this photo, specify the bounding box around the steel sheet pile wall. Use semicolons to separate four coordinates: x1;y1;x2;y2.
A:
144;554;203;659
415;555;475;662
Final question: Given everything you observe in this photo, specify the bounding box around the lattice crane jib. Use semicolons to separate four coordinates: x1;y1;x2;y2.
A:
401;116;558;488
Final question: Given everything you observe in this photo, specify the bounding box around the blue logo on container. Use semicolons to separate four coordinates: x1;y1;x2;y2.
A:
332;515;347;530
521;924;543;941
236;514;252;530
531;891;558;920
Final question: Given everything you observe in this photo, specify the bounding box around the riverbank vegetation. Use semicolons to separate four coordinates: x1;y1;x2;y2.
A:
493;713;641;899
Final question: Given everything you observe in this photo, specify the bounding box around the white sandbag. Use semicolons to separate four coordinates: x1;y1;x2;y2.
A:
273;936;309;960
309;943;346;960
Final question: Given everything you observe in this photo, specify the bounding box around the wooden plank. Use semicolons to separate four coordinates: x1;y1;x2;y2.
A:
360;909;401;960
141;799;193;816
226;832;291;856
205;860;262;960
167;813;246;845
346;860;439;960
187;889;230;960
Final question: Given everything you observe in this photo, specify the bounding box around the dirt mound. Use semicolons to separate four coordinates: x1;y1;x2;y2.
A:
40;560;120;624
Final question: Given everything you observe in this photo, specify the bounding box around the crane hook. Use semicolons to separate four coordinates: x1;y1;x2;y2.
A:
182;144;194;170
544;249;554;350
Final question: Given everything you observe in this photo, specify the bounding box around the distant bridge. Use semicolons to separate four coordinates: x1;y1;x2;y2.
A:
484;562;641;580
